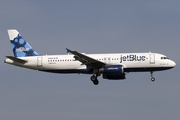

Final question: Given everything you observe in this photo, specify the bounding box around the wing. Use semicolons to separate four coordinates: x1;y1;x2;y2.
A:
66;48;106;69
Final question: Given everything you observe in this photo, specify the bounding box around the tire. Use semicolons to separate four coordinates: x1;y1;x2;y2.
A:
91;76;96;81
93;80;99;85
151;77;155;82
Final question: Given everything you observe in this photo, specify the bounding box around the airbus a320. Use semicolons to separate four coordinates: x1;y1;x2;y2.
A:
4;29;176;85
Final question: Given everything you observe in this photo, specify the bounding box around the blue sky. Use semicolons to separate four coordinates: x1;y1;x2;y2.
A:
0;0;180;120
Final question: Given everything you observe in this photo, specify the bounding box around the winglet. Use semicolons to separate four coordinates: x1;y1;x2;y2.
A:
66;48;71;54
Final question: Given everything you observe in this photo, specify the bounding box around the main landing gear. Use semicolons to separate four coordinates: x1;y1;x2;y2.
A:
90;75;99;85
150;71;155;82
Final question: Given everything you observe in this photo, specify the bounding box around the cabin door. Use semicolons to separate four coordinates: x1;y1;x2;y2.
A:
37;57;43;67
149;54;155;64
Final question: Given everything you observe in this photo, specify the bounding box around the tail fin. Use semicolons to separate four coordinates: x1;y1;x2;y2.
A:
7;29;40;57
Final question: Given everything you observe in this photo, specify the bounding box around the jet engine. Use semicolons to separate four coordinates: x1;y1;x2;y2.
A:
99;65;126;80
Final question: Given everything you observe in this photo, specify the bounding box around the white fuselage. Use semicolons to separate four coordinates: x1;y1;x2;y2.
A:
5;29;176;84
5;52;176;74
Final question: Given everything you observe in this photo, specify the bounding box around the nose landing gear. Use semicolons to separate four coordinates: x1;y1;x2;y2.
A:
150;71;155;82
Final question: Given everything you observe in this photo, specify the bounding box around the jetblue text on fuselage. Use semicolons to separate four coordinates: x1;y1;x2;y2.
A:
120;55;146;63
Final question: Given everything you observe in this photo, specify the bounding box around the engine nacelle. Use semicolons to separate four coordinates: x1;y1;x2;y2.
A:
103;73;126;80
99;65;124;75
99;65;125;80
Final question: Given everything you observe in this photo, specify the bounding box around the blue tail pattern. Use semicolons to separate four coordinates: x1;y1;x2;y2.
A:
10;33;40;57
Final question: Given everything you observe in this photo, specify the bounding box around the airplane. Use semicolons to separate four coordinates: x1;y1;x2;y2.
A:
4;29;176;85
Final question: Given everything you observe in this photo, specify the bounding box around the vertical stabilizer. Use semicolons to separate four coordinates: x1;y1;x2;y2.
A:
7;29;40;57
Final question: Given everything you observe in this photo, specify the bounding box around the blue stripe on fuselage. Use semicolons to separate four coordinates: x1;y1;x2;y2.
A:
40;69;93;74
124;67;174;72
40;67;173;74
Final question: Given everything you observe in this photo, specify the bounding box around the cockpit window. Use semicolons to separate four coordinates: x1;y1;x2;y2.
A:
161;57;169;60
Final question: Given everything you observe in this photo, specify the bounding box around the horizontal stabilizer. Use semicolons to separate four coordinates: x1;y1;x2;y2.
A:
6;56;27;64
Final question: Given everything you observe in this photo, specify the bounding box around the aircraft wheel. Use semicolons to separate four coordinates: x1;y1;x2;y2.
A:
93;80;99;85
91;75;96;81
90;75;99;85
151;77;155;82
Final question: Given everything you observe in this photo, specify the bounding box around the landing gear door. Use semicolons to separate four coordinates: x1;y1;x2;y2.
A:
149;54;155;64
37;57;43;67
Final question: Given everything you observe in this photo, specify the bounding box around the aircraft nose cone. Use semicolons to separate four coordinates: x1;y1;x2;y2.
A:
171;60;176;67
